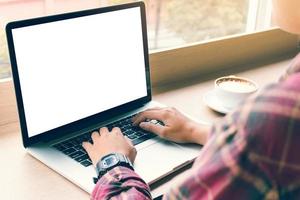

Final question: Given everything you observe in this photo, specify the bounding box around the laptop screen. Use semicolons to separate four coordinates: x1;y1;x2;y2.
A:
10;6;148;138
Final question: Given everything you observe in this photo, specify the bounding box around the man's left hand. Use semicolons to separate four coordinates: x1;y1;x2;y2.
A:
82;127;137;166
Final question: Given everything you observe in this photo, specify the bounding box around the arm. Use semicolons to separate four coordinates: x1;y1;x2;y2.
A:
82;127;152;200
132;107;211;145
92;166;151;200
163;75;300;199
83;108;210;199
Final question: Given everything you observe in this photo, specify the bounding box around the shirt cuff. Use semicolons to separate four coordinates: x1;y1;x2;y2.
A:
98;166;140;184
92;166;151;199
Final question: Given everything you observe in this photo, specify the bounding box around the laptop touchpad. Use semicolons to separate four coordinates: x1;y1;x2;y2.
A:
134;139;191;184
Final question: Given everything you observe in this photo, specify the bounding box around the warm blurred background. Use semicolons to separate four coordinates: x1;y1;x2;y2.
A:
0;0;268;79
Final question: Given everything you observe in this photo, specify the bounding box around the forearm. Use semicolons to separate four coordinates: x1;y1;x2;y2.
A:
185;121;211;145
92;166;152;200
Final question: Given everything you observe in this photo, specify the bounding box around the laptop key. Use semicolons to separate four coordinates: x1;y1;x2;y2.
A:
124;129;133;134
81;160;92;167
132;134;156;146
62;147;76;155
62;142;74;148
135;132;143;137
74;145;85;151
132;136;145;146
119;125;126;130
53;144;66;151
69;151;84;159
131;126;140;131
127;134;137;140
69;141;79;147
57;113;155;165
126;130;135;136
75;154;89;162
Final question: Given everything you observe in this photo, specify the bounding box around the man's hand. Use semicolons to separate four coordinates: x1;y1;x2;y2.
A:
82;127;137;166
132;107;211;145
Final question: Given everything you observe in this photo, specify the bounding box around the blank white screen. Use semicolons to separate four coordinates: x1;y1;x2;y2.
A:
12;7;148;137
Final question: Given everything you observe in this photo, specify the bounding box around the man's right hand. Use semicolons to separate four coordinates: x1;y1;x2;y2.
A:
132;107;210;145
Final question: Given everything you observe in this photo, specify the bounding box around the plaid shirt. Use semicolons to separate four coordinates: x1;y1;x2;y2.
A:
92;54;300;200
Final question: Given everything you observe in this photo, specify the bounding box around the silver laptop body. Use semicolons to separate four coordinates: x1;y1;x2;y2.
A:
6;2;202;194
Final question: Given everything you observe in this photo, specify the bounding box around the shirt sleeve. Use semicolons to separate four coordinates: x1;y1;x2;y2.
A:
92;68;300;200
92;166;152;200
279;52;300;81
163;74;300;200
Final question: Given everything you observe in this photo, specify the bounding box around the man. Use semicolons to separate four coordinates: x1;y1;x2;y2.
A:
82;0;300;199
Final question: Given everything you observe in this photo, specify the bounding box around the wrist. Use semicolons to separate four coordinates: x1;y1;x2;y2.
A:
94;153;134;183
185;121;211;145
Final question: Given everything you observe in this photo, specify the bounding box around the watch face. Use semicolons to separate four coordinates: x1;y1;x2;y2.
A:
102;155;119;168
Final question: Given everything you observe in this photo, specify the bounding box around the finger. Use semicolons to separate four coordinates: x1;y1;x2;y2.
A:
99;127;109;136
111;127;121;132
132;110;165;126
99;127;109;133
82;141;93;152
111;127;122;135
146;107;162;111
125;136;134;146
132;107;162;121
139;122;165;136
91;131;100;142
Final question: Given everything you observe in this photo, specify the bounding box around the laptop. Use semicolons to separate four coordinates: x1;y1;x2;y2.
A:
6;2;202;194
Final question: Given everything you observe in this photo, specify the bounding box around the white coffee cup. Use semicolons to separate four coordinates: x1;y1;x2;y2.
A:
214;75;258;109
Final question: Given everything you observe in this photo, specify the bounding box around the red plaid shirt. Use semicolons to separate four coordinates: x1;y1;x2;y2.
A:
92;54;300;200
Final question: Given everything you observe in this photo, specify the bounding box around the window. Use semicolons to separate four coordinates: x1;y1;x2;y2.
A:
0;0;273;80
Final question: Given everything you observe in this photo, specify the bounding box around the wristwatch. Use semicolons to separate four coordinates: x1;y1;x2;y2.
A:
93;153;134;184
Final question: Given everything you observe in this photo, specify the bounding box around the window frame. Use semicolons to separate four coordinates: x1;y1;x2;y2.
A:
149;28;299;87
247;0;273;32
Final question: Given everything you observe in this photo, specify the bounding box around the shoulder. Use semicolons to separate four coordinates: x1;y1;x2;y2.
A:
213;73;300;150
209;75;300;183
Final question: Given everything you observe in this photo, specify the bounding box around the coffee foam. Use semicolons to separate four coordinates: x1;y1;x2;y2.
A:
217;79;256;93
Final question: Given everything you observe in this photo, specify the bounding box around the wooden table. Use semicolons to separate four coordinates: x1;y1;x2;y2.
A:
0;58;291;199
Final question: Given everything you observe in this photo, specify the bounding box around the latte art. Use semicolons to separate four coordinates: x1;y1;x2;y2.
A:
217;79;256;93
213;76;258;111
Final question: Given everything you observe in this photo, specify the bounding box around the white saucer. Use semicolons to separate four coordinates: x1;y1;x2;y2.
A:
203;90;233;114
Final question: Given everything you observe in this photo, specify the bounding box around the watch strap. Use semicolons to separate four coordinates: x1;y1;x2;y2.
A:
93;153;134;184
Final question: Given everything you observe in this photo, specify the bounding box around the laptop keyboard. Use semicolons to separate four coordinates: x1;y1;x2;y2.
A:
52;114;157;167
